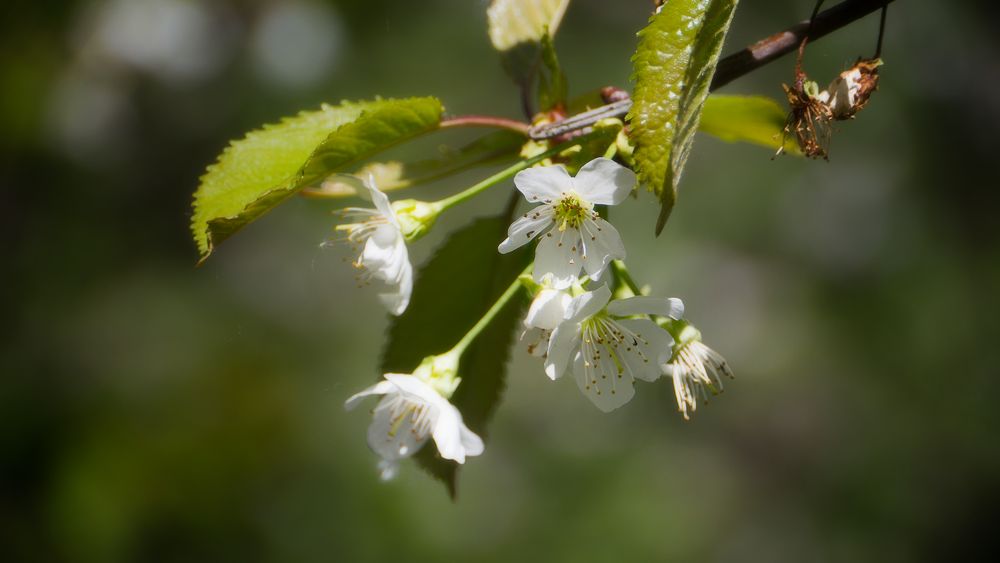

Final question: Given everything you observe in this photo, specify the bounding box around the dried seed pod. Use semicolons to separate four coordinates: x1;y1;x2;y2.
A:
777;1;887;160
825;57;883;120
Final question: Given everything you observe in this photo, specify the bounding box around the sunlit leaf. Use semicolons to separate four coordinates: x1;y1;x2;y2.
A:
487;0;570;51
627;0;739;234
380;217;530;497
700;94;800;154
191;97;443;262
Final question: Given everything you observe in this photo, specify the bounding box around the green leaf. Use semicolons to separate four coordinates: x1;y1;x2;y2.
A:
302;130;524;197
487;0;571;93
627;0;740;234
699;95;801;154
381;217;530;497
191;97;443;262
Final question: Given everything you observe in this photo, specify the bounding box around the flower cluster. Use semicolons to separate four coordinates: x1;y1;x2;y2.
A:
341;158;732;479
507;159;729;414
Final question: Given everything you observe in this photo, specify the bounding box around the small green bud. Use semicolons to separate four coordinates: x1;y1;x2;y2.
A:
391;199;440;241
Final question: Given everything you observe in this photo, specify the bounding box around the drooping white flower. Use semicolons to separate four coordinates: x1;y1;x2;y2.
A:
498;158;634;289
659;321;734;420
521;286;572;356
545;285;683;412
333;175;412;315
345;372;484;479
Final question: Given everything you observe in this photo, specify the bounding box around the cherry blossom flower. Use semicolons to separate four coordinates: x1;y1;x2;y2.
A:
345;372;484;479
498;158;634;289
545;285;683;412
333;175;412;315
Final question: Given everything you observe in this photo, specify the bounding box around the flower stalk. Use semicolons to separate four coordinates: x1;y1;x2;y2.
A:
432;131;609;213
448;264;532;358
611;260;643;298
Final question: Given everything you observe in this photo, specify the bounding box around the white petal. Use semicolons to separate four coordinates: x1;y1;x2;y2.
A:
383;373;442;404
525;288;571;330
571;157;636;205
521;327;551;357
513;165;573;203
378;259;412;316
533;228;583;289
607;296;684;319
498;206;554;254
564;285;612;322
430;407;464;462
544;323;579;380
431;405;483;464
366;396;430;461
460;426;485;457
344;380;396;410
367;234;412;315
362;225;406;279
614;318;673;382
363;174;398;226
579;217;626;278
572;349;635;412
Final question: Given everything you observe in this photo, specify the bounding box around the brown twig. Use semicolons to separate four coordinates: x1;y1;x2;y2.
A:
530;0;894;140
712;0;895;90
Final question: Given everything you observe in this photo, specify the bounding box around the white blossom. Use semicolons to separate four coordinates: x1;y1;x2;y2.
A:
345;372;484;478
499;158;634;289
545;285;683;412
333;175;412;315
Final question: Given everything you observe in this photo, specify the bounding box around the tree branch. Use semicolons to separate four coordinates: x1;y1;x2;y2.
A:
711;0;894;90
528;0;894;140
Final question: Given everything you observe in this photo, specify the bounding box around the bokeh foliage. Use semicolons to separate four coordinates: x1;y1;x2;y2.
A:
3;0;1000;562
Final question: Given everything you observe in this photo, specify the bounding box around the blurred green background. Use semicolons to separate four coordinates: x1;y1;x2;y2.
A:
3;0;999;561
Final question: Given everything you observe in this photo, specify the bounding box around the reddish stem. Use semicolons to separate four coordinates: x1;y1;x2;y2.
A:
439;115;531;135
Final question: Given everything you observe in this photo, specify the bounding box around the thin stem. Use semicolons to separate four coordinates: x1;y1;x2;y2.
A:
875;2;888;57
433;131;601;212
449;264;531;357
612;260;643;297
603;141;618;160
440;115;530;135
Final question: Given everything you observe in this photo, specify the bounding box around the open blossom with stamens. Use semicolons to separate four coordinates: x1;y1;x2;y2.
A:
333;175;412;315
659;320;734;420
545;285;683;412
498;158;634;289
345;371;484;480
